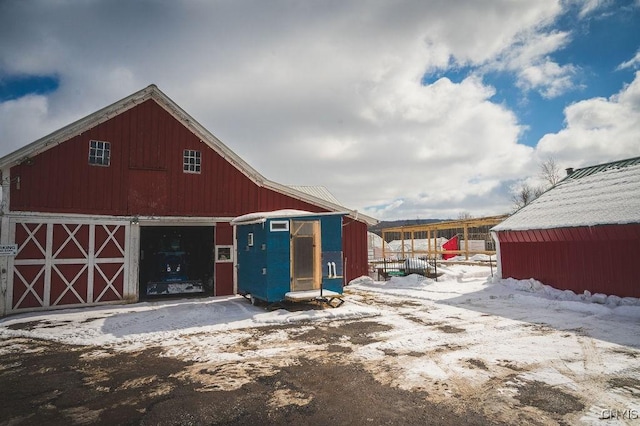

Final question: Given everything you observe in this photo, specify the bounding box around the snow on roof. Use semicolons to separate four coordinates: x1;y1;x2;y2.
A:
494;160;640;231
231;209;346;225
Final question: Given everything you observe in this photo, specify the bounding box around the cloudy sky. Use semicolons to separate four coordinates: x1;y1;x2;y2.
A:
1;0;639;221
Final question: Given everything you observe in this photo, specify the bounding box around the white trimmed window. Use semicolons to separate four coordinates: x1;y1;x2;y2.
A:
270;221;289;232
88;140;110;166
215;246;233;262
183;149;201;173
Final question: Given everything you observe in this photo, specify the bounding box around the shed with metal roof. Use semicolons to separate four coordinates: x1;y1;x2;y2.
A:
491;156;640;298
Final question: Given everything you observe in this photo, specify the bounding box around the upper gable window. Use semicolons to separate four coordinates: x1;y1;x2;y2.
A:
89;140;110;166
183;149;201;174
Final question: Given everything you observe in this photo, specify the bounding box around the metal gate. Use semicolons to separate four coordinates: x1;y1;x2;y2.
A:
290;220;321;292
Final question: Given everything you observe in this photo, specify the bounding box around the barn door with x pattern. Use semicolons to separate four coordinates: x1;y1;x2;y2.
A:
10;219;129;312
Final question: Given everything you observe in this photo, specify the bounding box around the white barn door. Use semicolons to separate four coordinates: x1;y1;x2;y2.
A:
6;217;133;313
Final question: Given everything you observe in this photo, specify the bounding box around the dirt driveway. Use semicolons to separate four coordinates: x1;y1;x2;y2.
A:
1;326;500;426
1;279;639;425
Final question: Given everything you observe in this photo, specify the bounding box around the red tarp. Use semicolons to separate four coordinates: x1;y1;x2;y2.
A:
442;235;458;260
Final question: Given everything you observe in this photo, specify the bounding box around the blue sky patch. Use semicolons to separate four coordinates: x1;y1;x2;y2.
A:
421;65;476;85
421;0;640;148
0;75;59;102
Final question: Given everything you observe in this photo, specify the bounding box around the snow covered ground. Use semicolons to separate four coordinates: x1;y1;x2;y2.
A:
1;265;639;424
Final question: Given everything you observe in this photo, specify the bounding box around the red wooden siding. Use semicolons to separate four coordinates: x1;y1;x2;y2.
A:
342;219;369;283
10;100;332;218
496;224;640;298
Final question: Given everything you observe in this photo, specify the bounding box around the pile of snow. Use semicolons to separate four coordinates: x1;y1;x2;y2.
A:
444;254;495;262
351;265;640;318
404;257;432;272
2;264;638;352
499;277;640;308
0;296;379;349
1;263;638;423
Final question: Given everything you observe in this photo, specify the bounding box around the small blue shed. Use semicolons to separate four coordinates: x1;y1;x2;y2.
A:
231;210;345;305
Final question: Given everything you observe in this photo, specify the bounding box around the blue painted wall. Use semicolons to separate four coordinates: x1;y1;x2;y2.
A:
236;213;344;303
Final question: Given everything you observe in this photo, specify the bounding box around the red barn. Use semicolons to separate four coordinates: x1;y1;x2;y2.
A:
492;157;640;298
0;84;377;315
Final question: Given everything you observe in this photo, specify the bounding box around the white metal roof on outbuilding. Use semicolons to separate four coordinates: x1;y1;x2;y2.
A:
493;158;640;232
287;185;342;205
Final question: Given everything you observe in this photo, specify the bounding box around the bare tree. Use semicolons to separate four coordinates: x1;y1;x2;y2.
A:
511;183;535;211
511;182;546;211
533;185;546;199
457;211;474;220
511;157;561;212
539;157;561;187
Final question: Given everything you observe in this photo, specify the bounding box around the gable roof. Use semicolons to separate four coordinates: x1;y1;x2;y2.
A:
0;84;377;225
493;156;640;231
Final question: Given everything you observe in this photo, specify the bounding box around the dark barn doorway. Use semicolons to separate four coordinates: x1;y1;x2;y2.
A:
139;226;214;299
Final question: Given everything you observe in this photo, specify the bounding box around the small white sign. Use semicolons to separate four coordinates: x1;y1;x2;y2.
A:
0;244;18;256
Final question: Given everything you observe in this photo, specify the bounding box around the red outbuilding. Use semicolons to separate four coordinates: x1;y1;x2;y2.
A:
492;157;640;298
0;84;377;316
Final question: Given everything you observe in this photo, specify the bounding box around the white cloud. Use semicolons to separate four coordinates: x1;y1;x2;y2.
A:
0;1;634;221
574;0;610;18
536;71;640;167
0;95;63;154
519;61;577;98
618;50;640;70
485;30;578;98
414;0;561;66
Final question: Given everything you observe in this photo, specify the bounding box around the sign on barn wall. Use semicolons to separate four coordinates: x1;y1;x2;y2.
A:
0;244;18;256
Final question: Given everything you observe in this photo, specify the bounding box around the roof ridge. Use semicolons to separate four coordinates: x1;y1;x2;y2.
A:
493;156;640;231
566;155;640;180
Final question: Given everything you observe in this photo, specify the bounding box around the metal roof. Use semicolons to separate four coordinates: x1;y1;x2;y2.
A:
286;186;342;205
563;156;640;181
493;156;640;231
